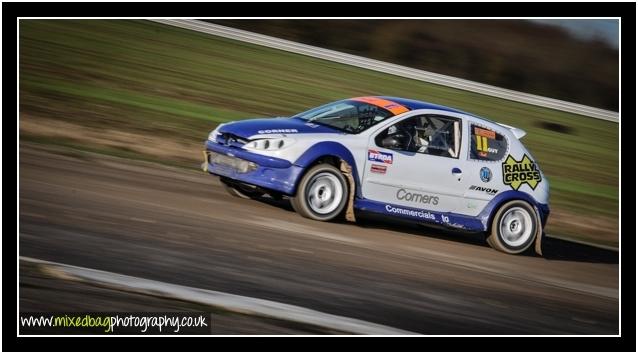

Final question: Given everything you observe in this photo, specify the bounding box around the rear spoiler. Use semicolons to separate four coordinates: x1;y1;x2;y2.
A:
497;123;527;139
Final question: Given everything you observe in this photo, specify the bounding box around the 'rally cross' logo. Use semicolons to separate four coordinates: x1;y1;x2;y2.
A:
502;154;542;191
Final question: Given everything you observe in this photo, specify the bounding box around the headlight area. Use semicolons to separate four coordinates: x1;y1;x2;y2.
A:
205;151;258;174
243;138;295;151
208;123;229;143
208;129;221;143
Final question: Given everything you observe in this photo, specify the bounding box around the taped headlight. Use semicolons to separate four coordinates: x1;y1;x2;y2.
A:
243;138;295;151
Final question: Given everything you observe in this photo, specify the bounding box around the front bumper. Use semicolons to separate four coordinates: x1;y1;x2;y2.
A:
203;141;303;195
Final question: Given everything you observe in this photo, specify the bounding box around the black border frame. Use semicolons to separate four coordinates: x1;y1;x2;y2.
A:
5;2;635;352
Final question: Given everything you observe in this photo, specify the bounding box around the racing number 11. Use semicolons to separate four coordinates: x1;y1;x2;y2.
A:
476;136;489;151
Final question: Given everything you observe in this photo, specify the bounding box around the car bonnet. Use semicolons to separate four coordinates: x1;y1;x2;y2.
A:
217;117;342;139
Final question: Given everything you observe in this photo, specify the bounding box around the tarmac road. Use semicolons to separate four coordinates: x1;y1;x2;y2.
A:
18;144;619;334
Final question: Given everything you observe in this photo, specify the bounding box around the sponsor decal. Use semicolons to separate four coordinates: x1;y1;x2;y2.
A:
305;123;319;128
473;126;498;157
502;154;542;190
368;149;393;164
370;164;387;174
396;188;439;205
384;103;402;110
442;215;464;229
474;126;496;139
469;185;498;195
476;137;498;157
480;167;492;182
385;204;436;221
257;129;299;134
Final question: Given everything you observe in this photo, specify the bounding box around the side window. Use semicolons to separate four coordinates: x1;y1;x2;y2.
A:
469;124;508;161
375;115;462;158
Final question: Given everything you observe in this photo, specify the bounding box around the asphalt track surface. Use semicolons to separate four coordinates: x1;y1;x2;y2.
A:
19;145;619;334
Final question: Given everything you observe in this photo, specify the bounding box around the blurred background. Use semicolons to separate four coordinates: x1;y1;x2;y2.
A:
211;19;619;110
19;19;618;247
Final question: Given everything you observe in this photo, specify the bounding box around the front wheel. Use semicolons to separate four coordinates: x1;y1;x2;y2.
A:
487;200;540;254
290;164;348;221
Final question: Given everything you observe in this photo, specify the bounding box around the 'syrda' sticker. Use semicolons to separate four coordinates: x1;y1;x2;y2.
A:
368;149;393;164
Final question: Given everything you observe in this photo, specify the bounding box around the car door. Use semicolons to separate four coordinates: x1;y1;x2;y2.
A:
361;113;470;214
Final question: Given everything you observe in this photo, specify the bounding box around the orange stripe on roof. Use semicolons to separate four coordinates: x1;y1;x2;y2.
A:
351;97;410;115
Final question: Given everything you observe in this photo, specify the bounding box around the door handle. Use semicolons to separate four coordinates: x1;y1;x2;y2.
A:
452;167;462;181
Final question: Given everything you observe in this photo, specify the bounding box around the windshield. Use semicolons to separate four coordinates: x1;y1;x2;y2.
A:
294;100;396;134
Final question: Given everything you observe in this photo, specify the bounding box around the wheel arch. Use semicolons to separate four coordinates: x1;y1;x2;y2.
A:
479;190;547;232
292;142;361;197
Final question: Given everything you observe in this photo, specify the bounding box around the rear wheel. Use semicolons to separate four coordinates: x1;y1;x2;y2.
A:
291;164;348;221
487;200;539;254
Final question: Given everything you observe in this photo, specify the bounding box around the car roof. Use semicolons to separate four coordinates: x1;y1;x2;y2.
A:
348;96;523;138
375;96;475;116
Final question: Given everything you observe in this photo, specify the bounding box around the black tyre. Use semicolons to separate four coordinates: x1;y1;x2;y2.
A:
290;164;348;221
487;200;539;254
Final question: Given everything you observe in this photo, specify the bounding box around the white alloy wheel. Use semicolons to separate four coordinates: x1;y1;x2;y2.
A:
487;200;539;254
498;207;534;248
291;164;348;221
306;172;344;215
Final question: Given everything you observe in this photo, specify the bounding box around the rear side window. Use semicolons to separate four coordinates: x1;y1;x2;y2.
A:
469;124;508;161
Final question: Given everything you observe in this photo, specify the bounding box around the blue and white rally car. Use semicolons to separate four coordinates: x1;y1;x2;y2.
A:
203;97;550;254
